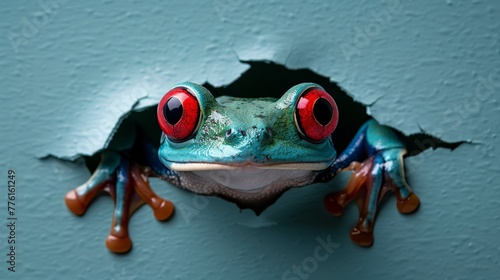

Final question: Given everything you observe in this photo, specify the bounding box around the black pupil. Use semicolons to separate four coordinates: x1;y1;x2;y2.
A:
164;97;183;125
313;98;333;126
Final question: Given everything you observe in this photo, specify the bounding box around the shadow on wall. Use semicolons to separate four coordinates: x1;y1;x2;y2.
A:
83;60;464;171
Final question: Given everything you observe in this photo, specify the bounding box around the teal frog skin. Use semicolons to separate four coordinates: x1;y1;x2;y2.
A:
65;82;420;253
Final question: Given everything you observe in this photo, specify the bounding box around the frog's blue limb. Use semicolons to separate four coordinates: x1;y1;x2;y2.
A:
321;119;420;247
366;155;384;223
327;121;370;175
321;119;405;179
381;149;413;200
65;151;120;215
65;135;175;254
105;158;133;253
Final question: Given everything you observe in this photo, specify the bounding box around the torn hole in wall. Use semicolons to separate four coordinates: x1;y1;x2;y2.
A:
81;60;465;172
47;60;470;252
44;60;469;229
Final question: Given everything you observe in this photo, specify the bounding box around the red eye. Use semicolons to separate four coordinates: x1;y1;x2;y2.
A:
295;88;339;142
157;87;201;142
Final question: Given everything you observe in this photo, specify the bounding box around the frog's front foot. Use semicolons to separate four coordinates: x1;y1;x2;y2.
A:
324;149;420;247
65;151;174;253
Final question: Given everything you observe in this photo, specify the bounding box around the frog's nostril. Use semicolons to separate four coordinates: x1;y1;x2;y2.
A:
225;128;241;143
262;128;273;144
265;128;272;138
225;129;234;138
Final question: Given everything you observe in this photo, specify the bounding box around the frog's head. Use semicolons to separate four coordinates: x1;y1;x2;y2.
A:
157;82;339;213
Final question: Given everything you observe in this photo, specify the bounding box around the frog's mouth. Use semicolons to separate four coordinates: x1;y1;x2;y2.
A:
168;162;330;171
164;162;328;214
167;161;330;192
167;161;329;192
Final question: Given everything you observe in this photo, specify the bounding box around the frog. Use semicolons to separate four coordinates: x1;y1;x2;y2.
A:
65;82;420;253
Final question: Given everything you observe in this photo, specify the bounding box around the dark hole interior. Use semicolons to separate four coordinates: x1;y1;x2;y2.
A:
84;60;464;171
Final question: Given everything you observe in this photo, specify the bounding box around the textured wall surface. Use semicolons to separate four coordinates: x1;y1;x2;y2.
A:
1;1;499;279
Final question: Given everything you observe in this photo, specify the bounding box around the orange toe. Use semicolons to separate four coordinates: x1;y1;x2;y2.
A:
153;200;175;221
105;234;132;254
350;227;374;247
65;190;86;216
397;193;420;214
324;195;345;216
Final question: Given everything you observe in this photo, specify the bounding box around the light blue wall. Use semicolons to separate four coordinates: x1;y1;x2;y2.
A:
0;1;499;279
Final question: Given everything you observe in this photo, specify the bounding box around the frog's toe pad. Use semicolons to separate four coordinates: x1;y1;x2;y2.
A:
397;193;420;214
65;190;87;216
324;194;345;216
350;227;374;247
153;200;175;221
106;234;133;254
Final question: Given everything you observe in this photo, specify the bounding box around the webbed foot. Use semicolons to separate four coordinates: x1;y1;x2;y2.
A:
65;151;174;253
324;149;419;247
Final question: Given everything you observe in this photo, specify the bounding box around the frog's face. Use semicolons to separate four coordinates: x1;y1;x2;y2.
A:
157;82;339;212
